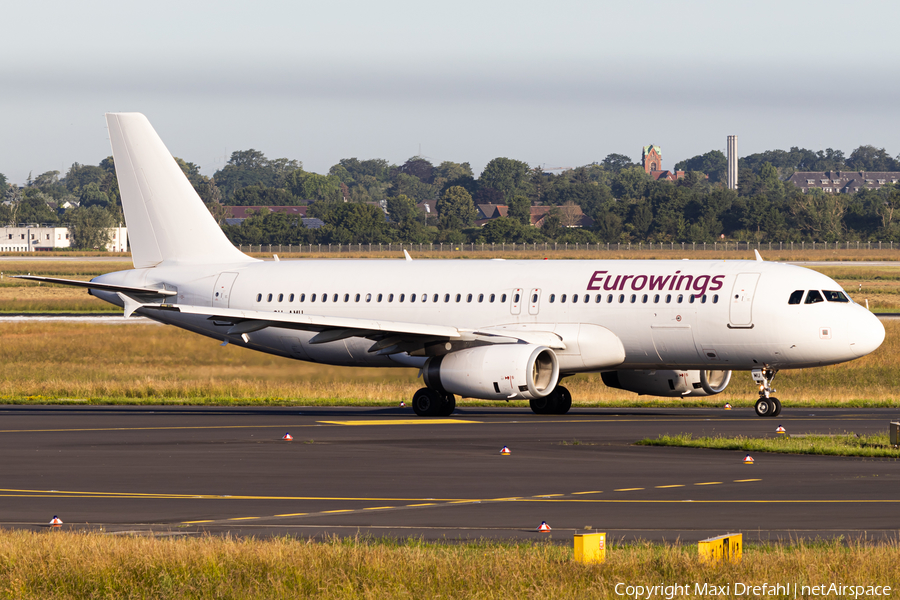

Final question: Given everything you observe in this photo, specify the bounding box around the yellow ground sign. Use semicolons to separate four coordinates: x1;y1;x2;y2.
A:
574;532;606;564
698;533;742;564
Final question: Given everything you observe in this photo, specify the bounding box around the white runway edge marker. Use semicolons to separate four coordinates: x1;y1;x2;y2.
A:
538;521;551;532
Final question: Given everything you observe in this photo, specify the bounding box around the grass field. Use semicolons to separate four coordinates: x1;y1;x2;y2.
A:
0;319;898;406
637;432;900;458
0;531;897;599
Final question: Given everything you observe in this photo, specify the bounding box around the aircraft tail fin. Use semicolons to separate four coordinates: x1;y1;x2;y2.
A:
106;113;251;268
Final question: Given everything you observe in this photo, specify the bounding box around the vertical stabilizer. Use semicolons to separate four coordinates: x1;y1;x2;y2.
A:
106;113;251;268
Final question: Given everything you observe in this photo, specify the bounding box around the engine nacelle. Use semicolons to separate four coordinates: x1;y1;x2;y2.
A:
423;344;559;400
601;369;732;397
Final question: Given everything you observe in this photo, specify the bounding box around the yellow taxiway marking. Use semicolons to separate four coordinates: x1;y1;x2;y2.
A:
734;479;762;483
318;419;476;426
614;488;645;492
655;485;685;488
322;509;354;514
274;513;308;517
694;482;723;486
572;491;603;495
534;494;564;498
227;516;260;521
0;488;464;502
182;520;214;524
363;506;394;511
0;424;321;434
406;503;436;507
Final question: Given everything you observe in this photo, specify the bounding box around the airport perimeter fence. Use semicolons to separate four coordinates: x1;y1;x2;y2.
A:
236;240;900;254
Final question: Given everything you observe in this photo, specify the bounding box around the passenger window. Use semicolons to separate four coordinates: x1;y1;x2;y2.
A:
322;294;328;302
388;294;394;302
311;293;317;302
607;294;613;303
805;290;824;304
444;294;450;302
584;294;590;303
300;294;305;302
561;294;567;303
653;294;659;303
641;294;648;303
344;294;350;302
490;294;495;303
456;294;461;302
433;294;438;302
630;294;636;303
701;295;707;303
355;293;361;302
514;293;520;303
467;294;473;303
333;294;338;302
400;294;406;302
256;293;262;302
618;294;625;303
689;294;695;304
531;293;537;303
823;290;850;302
666;294;671;303
501;294;507;303
377;294;382;302
788;290;804;305
366;293;372;302
549;294;556;303
278;293;283;302
572;294;578;304
410;294;416;303
289;294;294;302
595;294;602;303
267;293;273;302
677;294;683;303
479;294;485;303
713;294;718;303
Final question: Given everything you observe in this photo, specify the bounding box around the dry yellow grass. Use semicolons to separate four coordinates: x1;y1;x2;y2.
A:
0;531;897;599
0;319;897;406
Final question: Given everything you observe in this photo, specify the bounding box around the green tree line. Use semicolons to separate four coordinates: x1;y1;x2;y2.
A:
4;143;900;249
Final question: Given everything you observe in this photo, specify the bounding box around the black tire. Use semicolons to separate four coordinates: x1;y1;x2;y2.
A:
754;398;773;417
440;394;456;416
529;394;559;415
554;386;572;414
770;397;782;417
412;388;443;417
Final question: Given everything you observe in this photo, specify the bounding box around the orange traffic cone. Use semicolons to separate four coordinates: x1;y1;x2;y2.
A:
282;433;293;441
776;425;786;434
724;403;732;410
743;454;754;464
537;521;551;532
500;446;511;455
49;516;63;527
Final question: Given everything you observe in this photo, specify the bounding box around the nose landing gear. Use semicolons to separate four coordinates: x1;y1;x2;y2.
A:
751;368;781;417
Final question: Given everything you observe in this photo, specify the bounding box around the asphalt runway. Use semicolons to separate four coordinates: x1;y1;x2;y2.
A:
1;405;899;543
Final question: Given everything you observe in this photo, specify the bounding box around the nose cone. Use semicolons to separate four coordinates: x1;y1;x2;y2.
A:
849;309;885;358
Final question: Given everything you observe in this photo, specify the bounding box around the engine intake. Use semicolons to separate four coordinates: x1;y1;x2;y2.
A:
423;344;559;400
601;369;732;397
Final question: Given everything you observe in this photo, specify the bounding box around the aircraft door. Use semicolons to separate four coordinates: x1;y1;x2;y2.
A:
528;288;541;315
510;288;523;315
729;273;760;327
212;272;239;308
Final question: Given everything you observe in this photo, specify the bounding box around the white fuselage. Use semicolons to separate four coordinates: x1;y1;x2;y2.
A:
92;258;885;374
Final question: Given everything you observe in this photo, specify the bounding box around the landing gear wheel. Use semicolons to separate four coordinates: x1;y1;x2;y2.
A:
769;397;782;417
440;394;457;416
529;394;559;415
754;398;774;417
412;388;443;417
554;386;572;415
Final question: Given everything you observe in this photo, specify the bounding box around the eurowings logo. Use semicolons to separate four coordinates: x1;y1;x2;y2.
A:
587;270;725;297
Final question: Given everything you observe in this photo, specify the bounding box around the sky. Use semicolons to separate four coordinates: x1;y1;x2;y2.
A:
2;0;900;185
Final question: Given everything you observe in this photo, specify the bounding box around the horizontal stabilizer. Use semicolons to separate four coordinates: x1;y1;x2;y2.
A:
13;276;176;297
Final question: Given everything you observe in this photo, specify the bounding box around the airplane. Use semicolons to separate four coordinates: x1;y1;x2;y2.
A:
17;113;886;418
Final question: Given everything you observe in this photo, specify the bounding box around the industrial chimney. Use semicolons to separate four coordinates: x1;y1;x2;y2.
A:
727;135;738;190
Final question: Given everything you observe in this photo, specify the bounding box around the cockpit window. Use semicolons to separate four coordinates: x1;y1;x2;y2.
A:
788;290;804;305
823;290;850;302
805;290;824;304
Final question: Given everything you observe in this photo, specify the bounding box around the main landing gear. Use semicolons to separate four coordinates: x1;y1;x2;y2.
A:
529;385;572;415
411;388;457;417
751;368;782;417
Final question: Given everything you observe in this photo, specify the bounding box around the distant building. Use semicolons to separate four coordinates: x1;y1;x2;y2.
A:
787;171;900;194
0;226;127;252
642;144;685;181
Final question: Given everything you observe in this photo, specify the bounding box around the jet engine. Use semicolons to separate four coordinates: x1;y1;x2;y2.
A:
601;369;732;397
423;344;559;400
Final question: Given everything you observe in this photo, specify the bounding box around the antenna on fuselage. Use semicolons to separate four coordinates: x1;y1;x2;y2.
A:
403;250;413;262
754;249;764;262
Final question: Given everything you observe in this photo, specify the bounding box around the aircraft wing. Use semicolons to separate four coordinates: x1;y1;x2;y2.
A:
139;303;565;354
